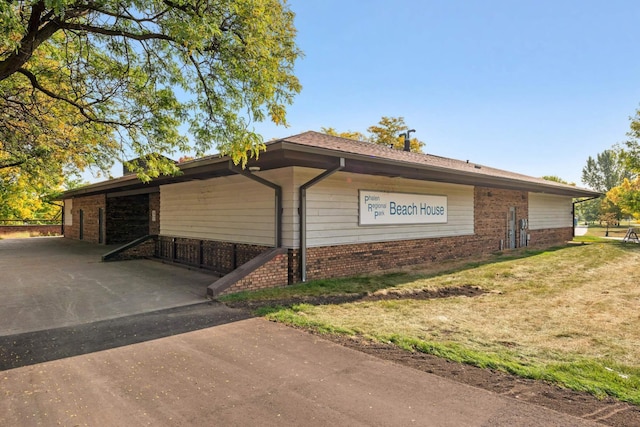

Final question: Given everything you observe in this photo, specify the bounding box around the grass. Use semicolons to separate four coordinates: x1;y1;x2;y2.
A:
220;240;640;405
0;231;58;239
582;221;639;239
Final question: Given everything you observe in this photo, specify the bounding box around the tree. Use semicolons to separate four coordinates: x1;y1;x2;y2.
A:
607;177;640;219
0;1;301;183
575;198;600;224
320;127;367;142
542;176;575;185
581;149;630;193
367;116;424;152
321;116;425;152
623;107;640;172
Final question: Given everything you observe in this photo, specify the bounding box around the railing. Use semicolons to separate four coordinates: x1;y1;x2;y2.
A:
155;236;268;275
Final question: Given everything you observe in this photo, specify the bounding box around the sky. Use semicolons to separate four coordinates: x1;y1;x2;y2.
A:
246;0;640;187
86;0;640;187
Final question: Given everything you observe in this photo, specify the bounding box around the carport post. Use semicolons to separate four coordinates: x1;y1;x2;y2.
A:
229;161;282;248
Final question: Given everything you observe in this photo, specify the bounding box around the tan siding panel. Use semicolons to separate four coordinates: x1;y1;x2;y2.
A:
160;175;276;245
295;169;475;247
528;193;573;230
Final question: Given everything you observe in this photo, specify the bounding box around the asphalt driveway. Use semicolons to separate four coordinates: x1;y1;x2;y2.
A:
0;238;604;426
0;318;599;427
0;237;217;335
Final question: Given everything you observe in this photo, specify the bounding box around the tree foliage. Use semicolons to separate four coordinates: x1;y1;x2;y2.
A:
598;109;640;219
581;149;630;193
607;177;640;219
0;0;302;183
321;116;425;152
542;175;575;185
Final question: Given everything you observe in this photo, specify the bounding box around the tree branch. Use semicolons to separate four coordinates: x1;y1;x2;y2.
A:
61;22;174;43
0;2;61;80
16;68;126;127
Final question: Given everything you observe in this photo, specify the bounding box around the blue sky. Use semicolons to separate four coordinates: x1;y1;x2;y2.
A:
248;0;640;187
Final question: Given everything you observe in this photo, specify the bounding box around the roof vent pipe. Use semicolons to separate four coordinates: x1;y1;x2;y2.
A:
399;129;416;152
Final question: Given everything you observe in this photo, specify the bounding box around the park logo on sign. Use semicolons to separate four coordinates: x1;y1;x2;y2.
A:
359;190;447;225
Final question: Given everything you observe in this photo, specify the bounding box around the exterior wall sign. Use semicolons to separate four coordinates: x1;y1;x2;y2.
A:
359;190;448;225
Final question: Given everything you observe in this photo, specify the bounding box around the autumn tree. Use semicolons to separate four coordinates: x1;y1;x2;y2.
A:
607;177;640;219
601;109;640;218
321;116;425;152
320;127;367;142
0;0;302;184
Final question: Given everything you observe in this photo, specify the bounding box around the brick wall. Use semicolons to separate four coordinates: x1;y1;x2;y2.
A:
217;252;289;296
528;227;573;247
66;194;106;243
474;186;528;250
149;192;160;235
107;239;157;261
297;235;485;282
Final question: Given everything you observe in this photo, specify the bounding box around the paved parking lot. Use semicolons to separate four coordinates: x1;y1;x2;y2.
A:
0;237;216;335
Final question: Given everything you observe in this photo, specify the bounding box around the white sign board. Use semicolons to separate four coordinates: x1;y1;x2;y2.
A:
359;190;447;225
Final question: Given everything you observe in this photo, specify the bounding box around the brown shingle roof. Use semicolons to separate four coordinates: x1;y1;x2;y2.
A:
275;131;598;196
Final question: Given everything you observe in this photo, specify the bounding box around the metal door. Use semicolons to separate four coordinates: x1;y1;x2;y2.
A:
508;207;516;249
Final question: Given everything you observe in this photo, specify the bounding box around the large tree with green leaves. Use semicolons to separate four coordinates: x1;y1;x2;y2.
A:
322;116;425;152
578;149;630;224
0;0;301;183
581;149;630;193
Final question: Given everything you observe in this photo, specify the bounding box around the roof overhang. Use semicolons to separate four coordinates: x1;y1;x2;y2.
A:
61;139;601;199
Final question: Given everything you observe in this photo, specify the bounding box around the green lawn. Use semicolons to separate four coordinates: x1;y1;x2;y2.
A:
220;241;640;405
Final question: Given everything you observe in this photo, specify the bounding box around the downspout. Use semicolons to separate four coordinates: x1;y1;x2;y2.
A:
229;161;282;248
572;195;601;237
299;158;345;282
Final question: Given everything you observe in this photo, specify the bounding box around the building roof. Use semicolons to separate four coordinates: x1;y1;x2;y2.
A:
62;131;600;199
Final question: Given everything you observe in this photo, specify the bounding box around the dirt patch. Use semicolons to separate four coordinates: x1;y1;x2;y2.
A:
364;284;486;300
225;285;486;310
223;285;640;426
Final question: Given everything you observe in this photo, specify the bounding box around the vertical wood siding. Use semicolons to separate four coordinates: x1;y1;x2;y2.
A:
295;168;474;248
528;193;573;230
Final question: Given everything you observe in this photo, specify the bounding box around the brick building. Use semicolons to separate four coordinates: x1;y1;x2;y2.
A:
61;132;599;296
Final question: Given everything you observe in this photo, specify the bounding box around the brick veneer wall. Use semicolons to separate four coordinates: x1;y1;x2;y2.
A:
66;194;106;243
149;192;160;235
296;235;485;282
217;251;289;296
108;239;157;261
528;227;573;248
474;186;528;249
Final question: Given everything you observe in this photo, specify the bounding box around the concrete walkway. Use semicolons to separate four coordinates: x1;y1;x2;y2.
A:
574;225;588;237
0;237;216;335
0;318;598;427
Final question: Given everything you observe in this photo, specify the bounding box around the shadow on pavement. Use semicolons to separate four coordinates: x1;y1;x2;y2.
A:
0;302;251;371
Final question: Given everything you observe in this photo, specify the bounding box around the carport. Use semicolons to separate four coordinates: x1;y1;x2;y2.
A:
0;237;216;336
